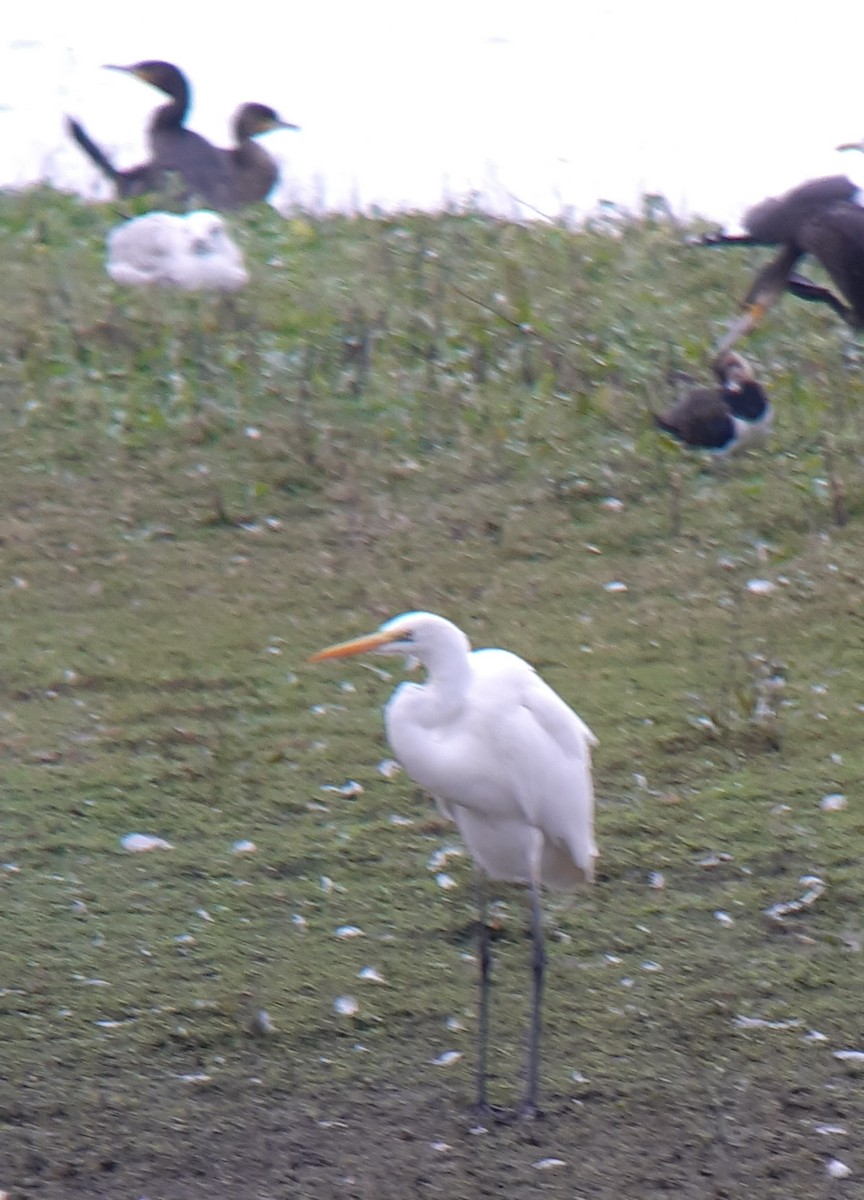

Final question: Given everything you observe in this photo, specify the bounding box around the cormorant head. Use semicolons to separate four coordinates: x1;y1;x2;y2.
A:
233;103;300;139
105;61;189;102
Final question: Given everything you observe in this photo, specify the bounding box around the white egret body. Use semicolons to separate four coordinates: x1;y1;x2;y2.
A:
309;610;598;1116
106;211;249;291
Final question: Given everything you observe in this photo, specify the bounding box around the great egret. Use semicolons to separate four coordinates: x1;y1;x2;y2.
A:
309;610;598;1118
106;210;248;291
654;351;771;453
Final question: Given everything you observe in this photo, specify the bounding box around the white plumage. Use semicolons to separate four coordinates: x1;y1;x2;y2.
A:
309;610;598;1117
106;210;249;291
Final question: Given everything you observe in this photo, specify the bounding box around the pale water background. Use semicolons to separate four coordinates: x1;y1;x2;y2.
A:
2;0;864;224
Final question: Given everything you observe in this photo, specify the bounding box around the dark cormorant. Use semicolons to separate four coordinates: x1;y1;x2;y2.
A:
67;61;232;208
715;199;864;354
220;102;299;206
654;352;772;453
105;60;234;208
67;67;296;209
701;175;860;247
66;115;162;198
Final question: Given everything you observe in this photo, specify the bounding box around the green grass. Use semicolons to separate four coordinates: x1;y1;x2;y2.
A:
2;186;864;1198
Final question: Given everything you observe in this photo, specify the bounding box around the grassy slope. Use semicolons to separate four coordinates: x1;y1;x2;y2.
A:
2;187;864;1198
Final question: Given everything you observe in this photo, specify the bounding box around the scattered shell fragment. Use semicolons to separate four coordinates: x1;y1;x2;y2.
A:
431;1141;452;1153
746;578;776;595
827;1158;852;1179
714;911;734;926
431;1050;462;1067
322;780;364;798
358;966;384;983
533;1158;566;1170
764;875;826;923
601;497;624;511
435;873;458;890
834;1049;864;1065
333;995;359;1017
603;581;628;593
427;846;464;871
820;793;847;812
698;852;733;868
178;1072;212;1084
446;1016;465;1032
291;913;308;930
816;1124;849;1136
249;1009;275;1035
692;715;718;731
648;871;665;890
120;833;174;853
734;1016;802;1031
231;839;257;854
388;814;414;826
334;925;364;939
378;758;402;779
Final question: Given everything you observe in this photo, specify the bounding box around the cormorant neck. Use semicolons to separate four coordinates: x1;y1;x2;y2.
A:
151;77;189;131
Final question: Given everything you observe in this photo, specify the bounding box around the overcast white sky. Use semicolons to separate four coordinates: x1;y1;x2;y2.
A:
2;1;864;222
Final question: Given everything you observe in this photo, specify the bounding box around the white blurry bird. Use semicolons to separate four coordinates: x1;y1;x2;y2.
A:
105;210;249;291
309;610;598;1117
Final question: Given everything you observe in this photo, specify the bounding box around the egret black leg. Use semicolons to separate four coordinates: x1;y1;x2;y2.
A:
475;876;491;1113
521;876;546;1119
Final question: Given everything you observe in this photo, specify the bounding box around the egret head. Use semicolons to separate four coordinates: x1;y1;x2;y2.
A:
309;611;469;669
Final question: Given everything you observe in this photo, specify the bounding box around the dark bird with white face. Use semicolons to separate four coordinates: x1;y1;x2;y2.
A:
654;352;772;453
